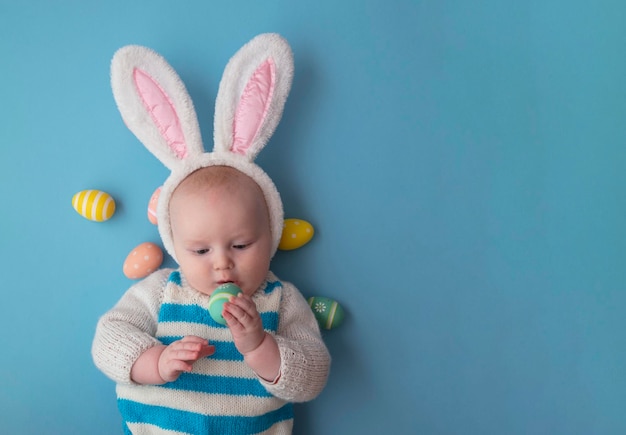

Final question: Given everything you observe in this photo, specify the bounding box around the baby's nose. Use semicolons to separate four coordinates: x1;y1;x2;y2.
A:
213;252;234;270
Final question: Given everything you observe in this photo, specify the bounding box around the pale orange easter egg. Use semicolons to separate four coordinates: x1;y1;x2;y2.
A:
123;242;163;279
147;186;161;225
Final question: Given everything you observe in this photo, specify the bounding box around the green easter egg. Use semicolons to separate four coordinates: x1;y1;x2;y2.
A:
308;296;345;330
208;283;242;325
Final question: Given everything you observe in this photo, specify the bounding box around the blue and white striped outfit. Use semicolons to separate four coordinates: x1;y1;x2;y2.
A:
93;269;330;435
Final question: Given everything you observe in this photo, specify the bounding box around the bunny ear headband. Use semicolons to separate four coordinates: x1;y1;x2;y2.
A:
111;33;293;262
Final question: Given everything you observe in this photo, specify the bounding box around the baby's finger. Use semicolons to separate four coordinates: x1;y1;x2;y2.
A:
227;298;260;324
180;335;209;345
182;337;214;357
229;293;257;313
222;304;246;330
172;338;211;355
178;341;206;352
223;300;246;321
225;301;261;329
198;344;216;358
170;348;206;362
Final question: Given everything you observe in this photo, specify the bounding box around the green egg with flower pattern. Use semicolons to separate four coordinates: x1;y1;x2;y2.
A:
308;296;345;330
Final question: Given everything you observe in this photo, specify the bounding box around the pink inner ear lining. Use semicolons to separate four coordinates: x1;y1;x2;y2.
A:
133;68;188;159
231;58;276;155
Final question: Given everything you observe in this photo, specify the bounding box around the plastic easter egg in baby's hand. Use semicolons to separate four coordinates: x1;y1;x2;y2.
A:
279;219;314;250
308;296;345;330
208;283;242;325
72;190;116;222
147;186;161;225
123;242;164;279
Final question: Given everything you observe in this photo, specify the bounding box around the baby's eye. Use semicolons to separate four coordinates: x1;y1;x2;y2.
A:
233;243;249;250
195;248;210;255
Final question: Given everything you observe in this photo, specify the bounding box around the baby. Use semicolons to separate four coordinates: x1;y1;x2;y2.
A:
92;166;330;433
91;34;331;434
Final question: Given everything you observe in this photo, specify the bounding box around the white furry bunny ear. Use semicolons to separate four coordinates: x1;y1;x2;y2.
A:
111;45;204;170
213;33;294;160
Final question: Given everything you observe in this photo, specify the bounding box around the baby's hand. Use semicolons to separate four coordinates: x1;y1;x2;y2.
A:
158;336;215;382
223;294;266;356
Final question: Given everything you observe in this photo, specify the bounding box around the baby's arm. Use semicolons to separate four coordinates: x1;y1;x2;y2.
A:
92;271;166;384
269;283;331;402
223;294;281;382
93;270;216;385
226;282;331;402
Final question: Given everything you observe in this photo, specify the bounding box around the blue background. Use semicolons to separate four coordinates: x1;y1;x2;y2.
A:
1;1;625;434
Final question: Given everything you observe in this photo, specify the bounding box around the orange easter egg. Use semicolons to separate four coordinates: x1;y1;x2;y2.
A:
147;186;161;225
123;242;163;279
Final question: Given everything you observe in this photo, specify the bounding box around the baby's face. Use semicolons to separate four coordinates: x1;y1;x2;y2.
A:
169;177;272;297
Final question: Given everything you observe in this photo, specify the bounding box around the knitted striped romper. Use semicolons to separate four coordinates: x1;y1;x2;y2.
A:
117;271;293;434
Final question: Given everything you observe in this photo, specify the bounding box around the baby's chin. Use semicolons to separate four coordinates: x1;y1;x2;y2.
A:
185;280;218;297
234;282;264;297
195;286;214;297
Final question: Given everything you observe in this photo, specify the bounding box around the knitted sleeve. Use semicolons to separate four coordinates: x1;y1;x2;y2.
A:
91;269;171;384
262;281;331;402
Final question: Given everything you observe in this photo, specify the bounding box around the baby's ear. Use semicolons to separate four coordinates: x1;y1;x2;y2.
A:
111;45;204;170
213;33;294;161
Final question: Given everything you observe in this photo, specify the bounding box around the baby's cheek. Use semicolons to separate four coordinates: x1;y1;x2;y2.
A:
182;269;214;296
244;274;268;296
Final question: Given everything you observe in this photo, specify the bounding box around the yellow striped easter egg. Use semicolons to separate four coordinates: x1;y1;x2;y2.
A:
71;190;116;222
279;219;314;250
